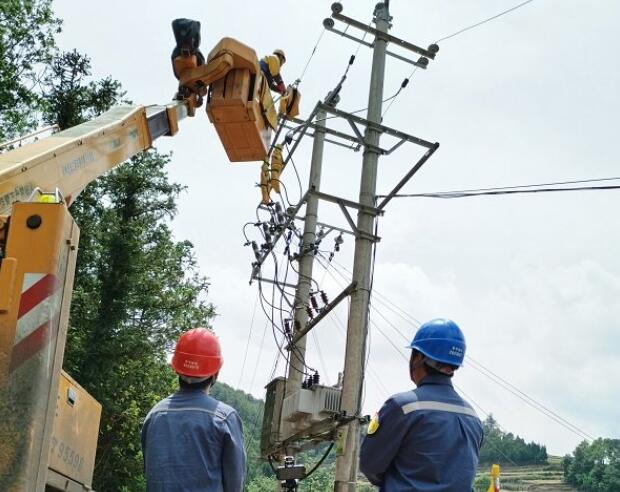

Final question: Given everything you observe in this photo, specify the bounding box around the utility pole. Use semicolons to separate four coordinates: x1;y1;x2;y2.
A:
334;2;391;490
257;2;439;488
282;107;327;452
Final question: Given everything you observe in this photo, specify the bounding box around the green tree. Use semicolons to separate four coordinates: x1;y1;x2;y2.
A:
479;415;547;466
39;49;214;489
0;0;61;140
563;439;620;491
41;49;123;130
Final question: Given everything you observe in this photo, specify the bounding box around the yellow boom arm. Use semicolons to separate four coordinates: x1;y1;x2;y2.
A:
0;102;187;215
0;33;294;490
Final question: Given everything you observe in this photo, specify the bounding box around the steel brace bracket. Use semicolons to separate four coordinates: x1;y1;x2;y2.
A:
311;190;383;242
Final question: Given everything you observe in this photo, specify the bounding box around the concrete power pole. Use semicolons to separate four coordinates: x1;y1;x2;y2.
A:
282;107;327;451
334;2;391;490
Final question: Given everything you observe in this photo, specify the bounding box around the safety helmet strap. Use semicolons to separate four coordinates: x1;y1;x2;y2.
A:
424;357;456;375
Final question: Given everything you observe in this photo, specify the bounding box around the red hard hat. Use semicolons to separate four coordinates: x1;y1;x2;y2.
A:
171;328;223;378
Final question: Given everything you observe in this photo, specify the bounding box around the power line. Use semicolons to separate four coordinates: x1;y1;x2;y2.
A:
382;1;537;118
435;0;537;44
246;320;270;396
378;176;620;197
385;184;620;199
382;69;418;118
314;255;392;397
449;382;521;467
463;358;593;441
297;28;327;83
320;255;595;442
365;303;522;466
238;293;260;388
368;298;594;444
284;143;304;202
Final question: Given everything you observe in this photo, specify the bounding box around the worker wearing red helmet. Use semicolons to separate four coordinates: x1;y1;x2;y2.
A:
141;328;246;491
260;49;287;95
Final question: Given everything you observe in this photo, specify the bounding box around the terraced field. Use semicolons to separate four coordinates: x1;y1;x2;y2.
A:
476;457;577;491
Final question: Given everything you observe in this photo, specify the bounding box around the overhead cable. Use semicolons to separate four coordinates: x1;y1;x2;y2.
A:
375;176;620;199
383;0;537;117
465;357;594;441
238;293;260;388
382;70;416;117
296;28;327;84
320;255;594;442
385;185;620;200
435;0;537;44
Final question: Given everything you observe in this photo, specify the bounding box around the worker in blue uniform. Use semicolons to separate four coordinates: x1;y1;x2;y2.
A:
141;328;246;491
360;319;483;491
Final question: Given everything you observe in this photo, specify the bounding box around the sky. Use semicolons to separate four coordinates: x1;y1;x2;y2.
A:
52;0;620;456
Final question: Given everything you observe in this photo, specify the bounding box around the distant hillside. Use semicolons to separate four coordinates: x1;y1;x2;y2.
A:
475;457;576;491
479;415;548;466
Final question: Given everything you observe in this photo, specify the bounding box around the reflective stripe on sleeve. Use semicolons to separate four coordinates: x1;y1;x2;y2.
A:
401;400;478;418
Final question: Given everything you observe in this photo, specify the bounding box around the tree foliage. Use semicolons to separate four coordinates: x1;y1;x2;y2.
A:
0;3;216;488
32;36;215;492
479;415;548;466
0;0;61;139
563;439;620;491
41;49;123;130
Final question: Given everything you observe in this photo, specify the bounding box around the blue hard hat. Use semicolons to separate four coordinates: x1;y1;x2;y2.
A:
408;318;466;367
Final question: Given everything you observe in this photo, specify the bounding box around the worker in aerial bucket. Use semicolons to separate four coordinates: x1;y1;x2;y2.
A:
141;328;246;491
360;319;483;491
261;49;287;95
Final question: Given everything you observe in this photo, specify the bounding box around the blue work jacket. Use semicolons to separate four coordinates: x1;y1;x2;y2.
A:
141;388;246;492
360;374;483;492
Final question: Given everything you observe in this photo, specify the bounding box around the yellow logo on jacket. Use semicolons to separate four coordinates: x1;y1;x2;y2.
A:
367;414;380;435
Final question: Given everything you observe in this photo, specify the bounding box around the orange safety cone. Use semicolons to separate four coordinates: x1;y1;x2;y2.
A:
487;464;501;492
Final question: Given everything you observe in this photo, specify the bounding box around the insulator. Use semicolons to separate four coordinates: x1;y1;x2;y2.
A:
401;78;409;88
331;2;343;14
262;223;272;246
284;319;292;335
310;294;319;311
275;202;285;224
302;378;308;389
348;54;355;65
334;233;344;252
320;291;329;305
323;17;335;29
251;241;261;260
313;372;320;385
306;306;314;319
